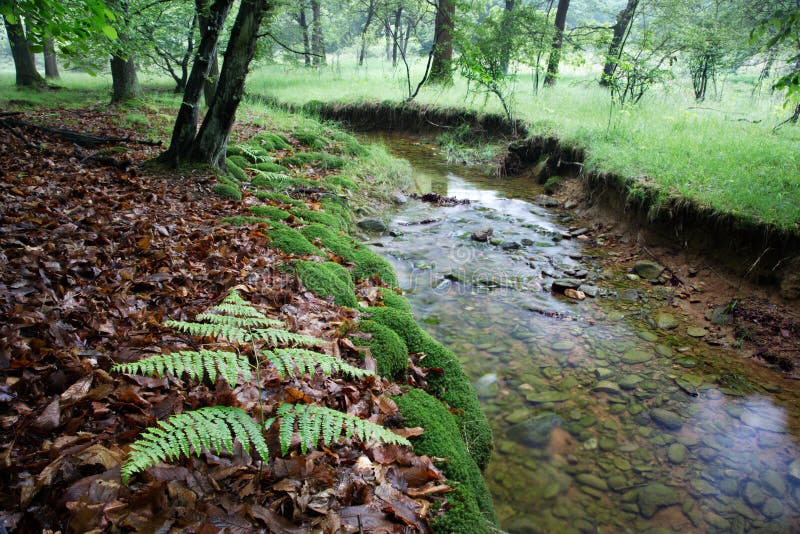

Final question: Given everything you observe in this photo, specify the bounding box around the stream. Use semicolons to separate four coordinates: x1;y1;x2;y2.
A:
362;133;800;533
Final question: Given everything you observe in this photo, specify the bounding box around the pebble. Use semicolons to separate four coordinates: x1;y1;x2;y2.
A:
621;350;653;364
667;443;687;464
743;481;767;507
650;408;683;430
762;497;785;519
762;470;787;497
687;326;707;338
576;473;609;491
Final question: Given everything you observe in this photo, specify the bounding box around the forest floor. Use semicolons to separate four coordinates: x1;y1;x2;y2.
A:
0;105;444;532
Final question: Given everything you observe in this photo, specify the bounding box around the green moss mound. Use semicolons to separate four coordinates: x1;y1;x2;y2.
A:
283;152;346;170
393;389;495;533
293;260;357;308
320;196;351;219
543;175;564;194
379;288;412;313
254;191;304;207
212;183;241;201
227;154;250;169
328;175;358;191
219;215;269;226
365;307;493;470
294;129;330;150
250;172;299;191
353;320;408;379
249;205;290;221
225;159;248;183
330;131;367;157
253;132;291;151
351;248;398;287
292;208;348;231
252;162;290;173
266;223;323;257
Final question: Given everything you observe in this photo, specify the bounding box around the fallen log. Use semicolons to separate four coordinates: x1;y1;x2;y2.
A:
0;117;162;148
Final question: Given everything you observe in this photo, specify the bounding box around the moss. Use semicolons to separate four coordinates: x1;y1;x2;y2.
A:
226;144;245;157
294;128;330;150
364;307;493;471
213;183;241;201
292;208;348;231
330;131;367;157
379;288;412;313
320;196;351;219
249;204;291;221
227;154;251;169
266;223;324;257
351;248;398;287
250;172;298;190
282;151;346;170
300;223;357;259
217;175;239;187
253;132;291;151
543;175;564;194
226;159;248;182
220;215;269;226
254;191;304;207
353;320;408;379
328;175;358;191
252;162;290;173
393;388;495;532
293;260;357;308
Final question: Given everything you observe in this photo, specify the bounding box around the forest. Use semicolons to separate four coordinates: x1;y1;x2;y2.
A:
2;0;800;532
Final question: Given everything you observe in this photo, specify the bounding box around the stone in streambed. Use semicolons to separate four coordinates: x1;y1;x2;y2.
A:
592;381;622;394
634;261;665;280
743;481;767;507
667;443;687;464
552;278;582;291
619;374;643;390
637;483;681;518
762;497;785;519
526;391;571;404
576;473;609;491
656;312;678;330
687;326;707;338
762;470;787;497
580;284;600;298
470;228;493;242
552;341;575;352
650;408;683;430
788;459;800;482
621;349;653;364
357;217;388;233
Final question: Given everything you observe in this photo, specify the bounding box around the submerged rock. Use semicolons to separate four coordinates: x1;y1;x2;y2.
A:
667;443;687;464
357;217;388;233
392;192;408;205
655;312;678;330
637;483;681;518
576;473;608;491
510;412;561;447
686;326;707;338
552;278;582;291
634;260;665;280
650;408;683;430
621;350;653;364
471;228;494;242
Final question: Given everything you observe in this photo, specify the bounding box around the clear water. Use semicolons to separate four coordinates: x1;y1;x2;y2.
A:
366;133;800;533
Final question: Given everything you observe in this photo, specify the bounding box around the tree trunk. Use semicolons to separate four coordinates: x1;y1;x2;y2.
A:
429;0;454;85
358;0;375;67
161;0;233;166
600;0;637;86
191;0;274;166
110;54;142;103
499;0;516;75
384;17;391;61
298;2;311;66
3;16;44;87
543;0;570;87
311;0;325;66
392;7;402;67
44;36;60;79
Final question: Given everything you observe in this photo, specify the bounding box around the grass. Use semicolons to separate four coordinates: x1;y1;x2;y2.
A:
247;61;800;232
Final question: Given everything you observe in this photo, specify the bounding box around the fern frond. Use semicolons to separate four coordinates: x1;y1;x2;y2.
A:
196;313;283;329
261;348;373;380
164;320;250;342
111;350;252;387
121;406;268;483
252;328;325;347
273;404;410;455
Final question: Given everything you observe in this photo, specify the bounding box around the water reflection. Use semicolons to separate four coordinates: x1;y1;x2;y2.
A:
366;134;800;532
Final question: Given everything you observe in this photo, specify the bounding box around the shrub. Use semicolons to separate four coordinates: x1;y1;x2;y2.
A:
213;183;242;201
543;175;564;194
353;320;408;379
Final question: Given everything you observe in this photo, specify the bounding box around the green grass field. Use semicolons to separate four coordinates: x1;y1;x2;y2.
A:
248;61;800;233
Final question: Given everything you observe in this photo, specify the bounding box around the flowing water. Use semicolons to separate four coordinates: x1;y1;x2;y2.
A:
364;133;800;533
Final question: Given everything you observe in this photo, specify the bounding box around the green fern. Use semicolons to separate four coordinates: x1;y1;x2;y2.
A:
262;348;374;380
272;403;410;455
111;350;252;387
121;406;268;483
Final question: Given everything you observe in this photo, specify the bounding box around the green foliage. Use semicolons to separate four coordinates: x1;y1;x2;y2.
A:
294;128;331;150
228;144;272;164
252;162;291;173
292;208;348;231
266;223;324;256
249;204;291;221
543;176;564;194
225;159;248;183
121;406;268;484
282;152;346;170
220;215;270;226
379;288;412;313
292;260;357;308
393;388;496;532
250;172;302;191
327;175;358;191
213;183;242;201
329;131;367;157
353;320;408;379
300;223;357;259
262;348;373;380
254;191;304;207
272;403;410;455
253;132;292;151
227;155;251;169
351;249;398;287
112;350;252;387
365;307;492;470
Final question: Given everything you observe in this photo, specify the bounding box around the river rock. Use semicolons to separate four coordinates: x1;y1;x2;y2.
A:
580;284;600;298
552;341;575;352
620;289;639;302
637;483;681;518
357;217;388;233
634;261;665;280
534;194;560;207
592;381;621;394
595;368;614;380
511;412;561;447
392;192;408;204
502;241;522;250
788;460;800;483
619;374;643;390
686;326;707;338
526;391;571;404
470;228;493;242
576;473;609;491
621;350;653;364
667;443;687;464
656;313;678;330
744;481;767;507
650;408;683;430
762;470;787;497
710;305;733;325
552;278;582;291
762;497;785;519
564;288;586;300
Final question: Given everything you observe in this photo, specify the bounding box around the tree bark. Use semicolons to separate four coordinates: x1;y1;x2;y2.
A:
3;16;44;87
191;0;274;167
429;0;454;85
600;0;637;86
44;36;60;79
499;0;516;75
543;0;570;87
161;0;233;166
110;53;142;103
358;0;375;66
310;0;325;66
392;7;402;67
297;1;311;66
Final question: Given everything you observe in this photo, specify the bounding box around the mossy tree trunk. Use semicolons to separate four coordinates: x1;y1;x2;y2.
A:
600;0;638;87
499;0;515;75
160;0;233;167
429;0;454;85
3;15;45;87
191;0;274;167
297;0;311;66
44;36;60;79
543;0;570;87
310;0;325;66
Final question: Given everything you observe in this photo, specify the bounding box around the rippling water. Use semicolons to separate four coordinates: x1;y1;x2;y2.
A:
364;133;800;533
